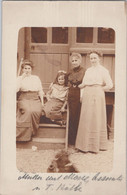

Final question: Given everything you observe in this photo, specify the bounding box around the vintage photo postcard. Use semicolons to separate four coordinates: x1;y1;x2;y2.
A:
0;1;126;195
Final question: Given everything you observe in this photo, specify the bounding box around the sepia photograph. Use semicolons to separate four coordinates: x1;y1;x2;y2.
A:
1;1;126;195
16;27;115;173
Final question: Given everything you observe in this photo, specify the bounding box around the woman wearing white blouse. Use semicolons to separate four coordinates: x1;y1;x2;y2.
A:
16;59;44;141
75;51;113;153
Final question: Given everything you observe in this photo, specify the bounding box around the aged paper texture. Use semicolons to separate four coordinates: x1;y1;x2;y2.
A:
0;1;126;195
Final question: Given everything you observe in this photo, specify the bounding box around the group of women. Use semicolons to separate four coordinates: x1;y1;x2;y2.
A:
16;51;113;154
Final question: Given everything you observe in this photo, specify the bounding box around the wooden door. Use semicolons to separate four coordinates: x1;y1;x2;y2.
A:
18;27;115;91
25;27;71;93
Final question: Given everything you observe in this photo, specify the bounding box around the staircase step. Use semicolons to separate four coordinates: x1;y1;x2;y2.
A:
16;141;65;150
37;127;66;138
39;123;66;128
32;137;65;143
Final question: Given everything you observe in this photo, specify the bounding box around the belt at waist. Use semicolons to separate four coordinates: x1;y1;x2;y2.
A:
18;91;39;100
70;84;79;88
85;84;102;87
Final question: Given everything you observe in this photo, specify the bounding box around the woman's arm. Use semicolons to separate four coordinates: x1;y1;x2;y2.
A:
78;71;87;89
37;77;45;106
78;83;86;89
16;73;27;92
17;77;21;92
38;91;44;106
102;70;113;91
45;83;53;101
61;100;67;112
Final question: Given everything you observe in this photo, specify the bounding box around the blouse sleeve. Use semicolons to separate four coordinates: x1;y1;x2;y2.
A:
81;69;89;85
16;76;22;92
103;69;113;90
37;77;44;95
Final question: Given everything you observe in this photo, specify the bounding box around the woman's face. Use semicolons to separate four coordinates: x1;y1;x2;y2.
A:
58;75;65;85
71;56;81;69
90;53;100;66
22;65;32;76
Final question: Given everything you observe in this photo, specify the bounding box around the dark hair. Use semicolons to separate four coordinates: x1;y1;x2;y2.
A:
88;50;103;57
21;59;34;69
54;71;68;86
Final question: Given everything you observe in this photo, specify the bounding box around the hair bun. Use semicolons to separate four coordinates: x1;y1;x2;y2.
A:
88;50;103;57
21;59;34;69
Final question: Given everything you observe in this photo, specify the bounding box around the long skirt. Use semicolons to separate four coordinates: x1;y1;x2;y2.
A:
16;92;42;141
43;99;64;120
75;86;107;153
68;87;81;145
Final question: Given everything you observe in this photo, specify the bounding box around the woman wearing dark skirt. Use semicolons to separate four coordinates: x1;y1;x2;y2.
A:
75;51;113;153
68;53;85;146
16;59;44;141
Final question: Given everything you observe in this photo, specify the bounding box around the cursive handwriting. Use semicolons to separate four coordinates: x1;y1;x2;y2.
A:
63;173;89;183
45;182;82;192
18;173;42;180
46;175;62;181
32;187;40;191
17;172;123;193
92;172;123;181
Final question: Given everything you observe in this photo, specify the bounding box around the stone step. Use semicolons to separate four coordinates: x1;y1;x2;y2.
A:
39;123;66;128
16;123;68;150
32;137;65;143
16;141;65;150
37;124;66;138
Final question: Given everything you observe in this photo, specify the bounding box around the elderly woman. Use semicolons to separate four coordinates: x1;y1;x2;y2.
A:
16;59;44;141
76;51;113;153
68;53;85;146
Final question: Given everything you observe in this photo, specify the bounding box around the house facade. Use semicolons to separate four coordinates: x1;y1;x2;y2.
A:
17;27;115;139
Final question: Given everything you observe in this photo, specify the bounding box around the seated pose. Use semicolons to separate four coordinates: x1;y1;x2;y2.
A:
16;59;44;141
42;71;68;125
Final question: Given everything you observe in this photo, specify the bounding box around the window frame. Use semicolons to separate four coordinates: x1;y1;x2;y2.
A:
70;27;115;54
30;27;71;54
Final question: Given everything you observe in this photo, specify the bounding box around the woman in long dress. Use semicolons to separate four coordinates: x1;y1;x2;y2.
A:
68;53;85;146
16;59;44;141
75;51;113;153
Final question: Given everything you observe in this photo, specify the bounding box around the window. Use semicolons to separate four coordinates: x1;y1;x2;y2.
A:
52;27;68;44
98;28;115;43
31;27;47;43
76;27;93;43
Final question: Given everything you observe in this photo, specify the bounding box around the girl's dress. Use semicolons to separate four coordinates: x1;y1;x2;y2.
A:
68;66;85;145
75;65;113;153
43;83;68;121
16;75;44;141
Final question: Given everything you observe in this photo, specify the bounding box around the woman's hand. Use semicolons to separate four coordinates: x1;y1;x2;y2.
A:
78;83;85;89
21;72;27;79
45;94;50;101
102;86;111;92
41;103;44;109
60;107;66;112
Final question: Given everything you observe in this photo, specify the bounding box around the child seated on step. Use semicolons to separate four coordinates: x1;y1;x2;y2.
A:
42;70;68;125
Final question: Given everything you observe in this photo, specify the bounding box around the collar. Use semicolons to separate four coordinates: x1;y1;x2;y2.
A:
72;66;83;73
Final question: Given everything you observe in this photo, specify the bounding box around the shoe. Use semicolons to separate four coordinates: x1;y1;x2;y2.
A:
74;148;79;153
68;144;75;149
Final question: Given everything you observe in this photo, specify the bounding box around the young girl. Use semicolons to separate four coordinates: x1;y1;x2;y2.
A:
42;71;68;125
